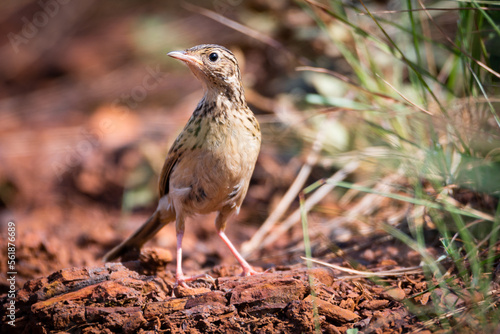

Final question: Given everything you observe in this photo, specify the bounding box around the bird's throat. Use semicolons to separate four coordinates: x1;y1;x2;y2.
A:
197;87;247;118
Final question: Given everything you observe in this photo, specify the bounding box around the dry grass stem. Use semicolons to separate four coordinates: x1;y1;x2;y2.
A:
259;160;359;250
301;257;424;277
241;132;324;257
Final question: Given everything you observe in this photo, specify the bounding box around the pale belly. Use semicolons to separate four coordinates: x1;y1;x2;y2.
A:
167;130;259;215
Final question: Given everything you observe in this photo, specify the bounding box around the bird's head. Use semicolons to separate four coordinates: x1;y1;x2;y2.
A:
167;44;243;99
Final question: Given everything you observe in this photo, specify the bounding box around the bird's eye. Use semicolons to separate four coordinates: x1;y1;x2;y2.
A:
208;52;219;62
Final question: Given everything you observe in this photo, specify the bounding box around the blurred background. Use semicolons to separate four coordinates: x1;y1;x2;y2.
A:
0;2;499;328
0;0;341;284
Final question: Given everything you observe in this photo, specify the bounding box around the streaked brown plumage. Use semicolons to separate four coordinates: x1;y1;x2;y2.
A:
103;44;261;287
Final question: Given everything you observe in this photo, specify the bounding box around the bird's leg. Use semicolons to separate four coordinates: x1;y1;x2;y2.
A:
174;219;212;289
216;208;260;276
218;230;259;276
174;231;190;288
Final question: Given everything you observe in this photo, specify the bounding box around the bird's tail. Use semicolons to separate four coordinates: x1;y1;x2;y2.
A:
103;209;174;262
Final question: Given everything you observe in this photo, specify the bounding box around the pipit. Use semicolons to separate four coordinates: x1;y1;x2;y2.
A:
103;44;261;287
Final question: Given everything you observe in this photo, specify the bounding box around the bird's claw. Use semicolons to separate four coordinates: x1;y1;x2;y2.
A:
241;266;263;277
174;273;214;288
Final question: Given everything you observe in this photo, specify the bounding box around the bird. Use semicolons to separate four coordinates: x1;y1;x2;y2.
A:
103;44;262;287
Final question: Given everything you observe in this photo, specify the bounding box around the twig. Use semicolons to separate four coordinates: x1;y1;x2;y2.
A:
356;7;499;15
376;74;433;115
301;257;424;277
182;2;305;64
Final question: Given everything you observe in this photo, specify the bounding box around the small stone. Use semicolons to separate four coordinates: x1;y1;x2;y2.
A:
304;296;360;323
381;286;406;301
359;299;389;310
174;285;211;298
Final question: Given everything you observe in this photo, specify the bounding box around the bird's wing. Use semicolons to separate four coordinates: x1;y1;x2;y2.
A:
158;146;182;197
158;114;198;197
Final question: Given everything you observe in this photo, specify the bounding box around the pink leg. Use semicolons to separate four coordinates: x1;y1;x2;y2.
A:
175;231;211;288
218;231;259;276
175;231;190;288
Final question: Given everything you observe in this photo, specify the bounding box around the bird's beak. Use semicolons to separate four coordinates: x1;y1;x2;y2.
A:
167;50;203;67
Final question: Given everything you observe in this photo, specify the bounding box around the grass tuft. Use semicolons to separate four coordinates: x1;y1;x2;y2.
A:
297;0;500;331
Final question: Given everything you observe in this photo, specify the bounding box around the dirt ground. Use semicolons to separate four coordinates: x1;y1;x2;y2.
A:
0;1;498;333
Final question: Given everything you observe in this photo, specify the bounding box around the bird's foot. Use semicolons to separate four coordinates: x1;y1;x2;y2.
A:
241;265;263;277
171;273;215;297
175;273;214;288
241;265;274;277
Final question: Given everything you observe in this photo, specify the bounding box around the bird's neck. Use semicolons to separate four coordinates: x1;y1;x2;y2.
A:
196;85;248;117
